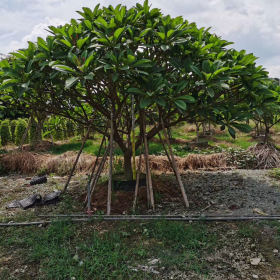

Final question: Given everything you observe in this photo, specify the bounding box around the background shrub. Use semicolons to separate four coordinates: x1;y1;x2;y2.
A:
0;119;11;146
10;120;17;143
15;119;28;145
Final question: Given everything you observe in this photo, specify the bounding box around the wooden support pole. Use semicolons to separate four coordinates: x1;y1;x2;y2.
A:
133;142;143;211
87;144;110;205
85;135;106;211
161;117;189;208
63;126;91;194
131;94;136;180
107;111;114;215
143;114;155;210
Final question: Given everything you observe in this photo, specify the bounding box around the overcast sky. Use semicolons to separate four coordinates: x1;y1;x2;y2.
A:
1;0;279;77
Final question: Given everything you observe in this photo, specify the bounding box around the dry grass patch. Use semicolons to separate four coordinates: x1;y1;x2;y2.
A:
0;152;47;174
0;151;228;176
248;143;280;169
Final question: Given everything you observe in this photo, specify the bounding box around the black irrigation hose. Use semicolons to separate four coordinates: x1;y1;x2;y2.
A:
37;214;280;218
1;215;280;227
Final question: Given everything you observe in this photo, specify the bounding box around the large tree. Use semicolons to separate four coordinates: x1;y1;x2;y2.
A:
0;1;272;179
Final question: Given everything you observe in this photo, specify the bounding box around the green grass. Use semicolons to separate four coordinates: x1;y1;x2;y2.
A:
213;133;256;149
0;220;215;279
269;168;280;180
238;223;257;238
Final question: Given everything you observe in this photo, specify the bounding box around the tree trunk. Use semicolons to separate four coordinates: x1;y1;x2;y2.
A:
195;122;200;143
264;125;270;143
123;150;133;180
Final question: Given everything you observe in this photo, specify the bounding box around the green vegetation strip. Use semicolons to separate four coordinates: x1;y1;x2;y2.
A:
0;220;214;279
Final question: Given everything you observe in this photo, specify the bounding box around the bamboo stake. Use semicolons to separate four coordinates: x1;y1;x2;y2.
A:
87;144;110;204
131;94;136;180
63;126;91;194
133;142;143;211
143;114;155;210
107;111;114;215
161;117;189;208
85;135;106;211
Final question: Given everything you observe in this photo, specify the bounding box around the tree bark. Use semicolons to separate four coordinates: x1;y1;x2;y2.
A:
123;150;133;180
264;124;270;143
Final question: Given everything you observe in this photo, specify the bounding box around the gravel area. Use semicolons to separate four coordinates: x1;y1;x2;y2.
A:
150;169;280;216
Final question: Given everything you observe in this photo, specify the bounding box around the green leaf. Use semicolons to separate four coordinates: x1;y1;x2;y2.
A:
84;73;94;80
202;60;211;73
37;37;49;51
112;73;119;82
77;37;89;49
156;98;166;107
94;17;108;28
213;67;229;77
173;38;188;44
157;32;165;40
176;80;188;93
53;64;76;73
127;88;144;94
221;83;230;89
114;27;125;40
190;65;202;77
84;20;92;30
133;59;152;68
10;52;27;60
207;88;215;97
65;77;79;89
140;97;153;108
83;54;94;69
140;28;152;37
177;95;195;103
228;126;236;139
174;100;187;111
60;39;72;48
160;45;170;51
0;79;18;89
167;30;175;38
231;123;252;133
127;55;136;64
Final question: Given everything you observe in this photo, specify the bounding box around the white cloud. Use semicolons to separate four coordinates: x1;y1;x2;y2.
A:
7;17;65;52
0;0;280;77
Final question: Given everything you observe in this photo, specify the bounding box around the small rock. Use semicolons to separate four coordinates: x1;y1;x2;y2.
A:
252;274;259;279
250;258;261;266
273;249;279;254
148;258;160;265
73;254;79;261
